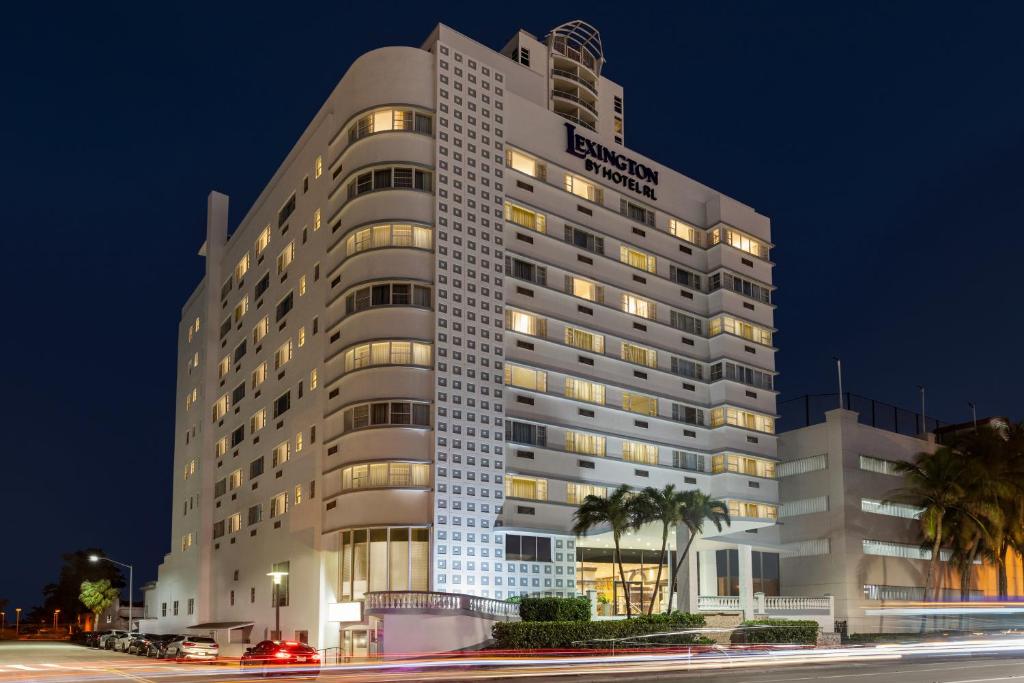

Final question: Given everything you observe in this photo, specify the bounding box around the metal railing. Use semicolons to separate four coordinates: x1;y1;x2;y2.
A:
550;37;597;71
554;112;596;132
364;591;520;618
551;68;597;93
551;89;598;115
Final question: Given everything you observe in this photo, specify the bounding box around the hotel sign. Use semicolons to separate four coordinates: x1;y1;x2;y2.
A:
564;122;658;200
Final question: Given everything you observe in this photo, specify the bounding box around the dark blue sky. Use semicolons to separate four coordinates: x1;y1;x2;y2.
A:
3;1;1022;610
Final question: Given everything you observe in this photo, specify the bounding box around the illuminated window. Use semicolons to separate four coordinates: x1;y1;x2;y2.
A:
227;513;242;533
710;407;775;434
272;442;290;467
564;326;604;353
313;208;321;231
218;356;230;378
726;500;778;520
505;149;546;179
298;327;306;348
504;201;546;233
504;364;547;391
349;108;432;142
343;340;431;372
299;275;307;296
252;361;267;389
622;392;658;416
565;377;605;404
622;441;659;465
709;226;768;259
212;394;229;421
235;253;250;281
345;223;433;256
233;296;248;323
568;482;608;504
256;226;271;256
275;339;293;369
294;484;304;505
181;533;193;552
215;438;227;458
191;352;199;370
251;409;267;433
270;492;288;517
339;527;430;600
295;432;303;453
253;316;269;344
228;469;242;490
712;454;776;478
568;277;602;302
619;246;656;273
505;475;548;501
277;242;295;274
314;155;323;179
184;458;198;480
187;317;201;342
622;293;655;319
505;310;547;337
668;218;701;246
564;174;603;202
341;462;431;490
310;368;318;389
565;431;606;456
622;343;656;368
185;387;198;410
342;400;431;432
709;316;772;346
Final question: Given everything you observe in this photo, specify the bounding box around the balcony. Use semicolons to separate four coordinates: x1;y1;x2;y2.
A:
552;67;597;94
550;36;598;73
552;88;598;116
365;590;520;620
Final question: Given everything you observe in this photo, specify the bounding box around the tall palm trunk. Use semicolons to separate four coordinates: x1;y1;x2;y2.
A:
648;523;669;615
927;529;943;601
960;541;979;601
614;535;633;618
997;541;1009;599
666;531;697;614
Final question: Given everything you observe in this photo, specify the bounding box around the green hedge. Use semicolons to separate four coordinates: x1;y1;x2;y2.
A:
519;596;591;622
493;612;708;649
730;619;819;645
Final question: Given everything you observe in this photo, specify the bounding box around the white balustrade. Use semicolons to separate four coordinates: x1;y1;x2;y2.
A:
365;591;520;618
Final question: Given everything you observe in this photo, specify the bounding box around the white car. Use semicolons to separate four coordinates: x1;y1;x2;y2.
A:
112;632;137;652
163;635;219;660
99;630;127;650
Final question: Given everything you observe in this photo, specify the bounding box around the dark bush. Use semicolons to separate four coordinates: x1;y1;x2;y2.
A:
730;619;819;645
518;596;591;622
492;612;708;649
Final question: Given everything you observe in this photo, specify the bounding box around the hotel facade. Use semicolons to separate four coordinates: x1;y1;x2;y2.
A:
145;21;790;653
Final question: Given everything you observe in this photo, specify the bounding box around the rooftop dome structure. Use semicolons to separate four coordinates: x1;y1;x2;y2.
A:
545;20;604;75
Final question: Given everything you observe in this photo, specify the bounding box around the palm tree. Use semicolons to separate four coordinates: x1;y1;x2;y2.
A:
633;485;687;614
572;484;641;618
664;490;730;614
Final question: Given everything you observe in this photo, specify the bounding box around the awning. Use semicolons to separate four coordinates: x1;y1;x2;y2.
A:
186;621;254;630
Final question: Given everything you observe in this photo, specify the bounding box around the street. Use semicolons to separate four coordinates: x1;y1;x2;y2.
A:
5;640;1024;683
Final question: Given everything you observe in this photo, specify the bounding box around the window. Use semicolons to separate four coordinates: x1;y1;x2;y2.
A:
504;201;546;233
343;340;432;372
505;475;548;501
565;431;606;456
780;496;829;517
276;292;294;321
295;431;303;453
235;253;250;281
709;316;772;346
277;242;295;274
255;273;270;299
212;394;229;422
672;404;705;425
173;601;179;616
564;225;604;254
670;357;703;380
709;272;771;304
251;408;267;433
567;277;602;302
504;364;547;391
313;208;321;231
619;246;656;273
670;310;703;335
863;539;949;561
668;218;701;246
622;441;659;465
349;108;432;142
272;442;290;467
345;282;432;314
505;149;546;179
231;425;245;447
620;198;655;226
505;310;547;337
294;484;303;505
777;454;827;477
250;456;265;479
278;194;296;227
709;226;769;259
564;326;604;353
347;167;432;199
345;223;433;256
228;513;242;533
233;297;248;323
248;504;262;525
712;454;776;478
710;407;775;434
270;492;288;518
185;387;198;411
342;401;431;432
621;293;654;319
670;265;702;290
275;339;293;369
310;368;318;390
710;361;774;389
506;256;546;285
314;155;323;179
299;275;307;296
215;438;227;458
565;377;605;405
256;226;271;256
273;391;291;418
228;469;242;490
298;327;306;347
252;362;267;389
339;527;429;599
341;462;430;490
187;316;200;342
564;174;602;202
622;392;658;416
726;500;778;520
181;533;193;552
621;343;656;368
505;534;552;562
505;421;547;446
859;455;902;476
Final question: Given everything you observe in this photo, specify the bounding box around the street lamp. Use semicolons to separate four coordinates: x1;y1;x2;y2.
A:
89;555;134;633
1;611;5;635
266;570;289;640
53;609;60;631
15;608;21;636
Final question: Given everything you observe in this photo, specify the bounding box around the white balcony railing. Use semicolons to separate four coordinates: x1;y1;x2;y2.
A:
697;595;742;611
365;591;520;619
763;596;833;612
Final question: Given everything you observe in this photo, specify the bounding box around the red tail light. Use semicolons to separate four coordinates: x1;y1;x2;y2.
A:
183;642;195;647
274;651;291;659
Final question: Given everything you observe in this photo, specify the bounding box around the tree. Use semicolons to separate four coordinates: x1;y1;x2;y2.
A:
572;484;642;618
632;484;687;615
79;580;118;630
665;490;730;614
42;549;124;622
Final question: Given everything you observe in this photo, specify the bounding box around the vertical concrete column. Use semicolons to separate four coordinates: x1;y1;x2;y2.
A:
738;544;754;620
674;526;699;613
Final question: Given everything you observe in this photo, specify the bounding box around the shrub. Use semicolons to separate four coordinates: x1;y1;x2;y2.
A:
492;612;708;649
518;596;591;622
731;619;819;645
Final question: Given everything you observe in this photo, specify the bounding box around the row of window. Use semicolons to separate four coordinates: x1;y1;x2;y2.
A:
344;282;432;315
342;340;432;373
213;486;311;537
344;223;433;256
347;166;432;200
341;400;431;433
340;461;431;491
348;108;433;143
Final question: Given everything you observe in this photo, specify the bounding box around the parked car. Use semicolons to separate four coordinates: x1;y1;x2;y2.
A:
112;631;139;652
240;640;320;677
163;635;219;661
126;633;159;655
83;630;110;647
148;634;181;658
99;630;127;650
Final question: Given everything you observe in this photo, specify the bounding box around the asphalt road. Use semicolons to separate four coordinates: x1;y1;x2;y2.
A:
4;640;1024;683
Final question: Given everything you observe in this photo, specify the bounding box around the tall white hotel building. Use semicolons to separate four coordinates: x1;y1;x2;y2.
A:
147;21;781;654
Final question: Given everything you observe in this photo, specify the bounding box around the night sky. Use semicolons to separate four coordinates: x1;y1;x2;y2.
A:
4;1;1023;611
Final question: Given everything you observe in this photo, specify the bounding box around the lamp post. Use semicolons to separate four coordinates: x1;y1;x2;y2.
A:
267;571;289;641
1;611;5;635
89;555;134;632
15;608;21;636
53;609;60;631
